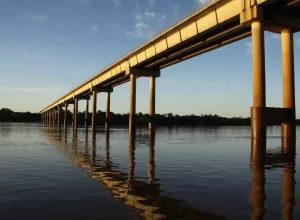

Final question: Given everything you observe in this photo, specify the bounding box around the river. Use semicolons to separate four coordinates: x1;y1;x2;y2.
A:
0;123;299;219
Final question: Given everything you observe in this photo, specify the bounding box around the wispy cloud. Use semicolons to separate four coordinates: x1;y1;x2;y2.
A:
90;24;100;32
144;10;157;19
196;0;206;4
126;4;167;39
245;42;252;54
112;0;121;6
196;0;214;6
4;88;48;93
127;21;149;37
30;14;48;22
135;22;147;29
148;0;155;6
126;10;161;38
66;0;90;4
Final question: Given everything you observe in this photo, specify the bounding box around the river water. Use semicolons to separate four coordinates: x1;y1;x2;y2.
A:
0;123;299;220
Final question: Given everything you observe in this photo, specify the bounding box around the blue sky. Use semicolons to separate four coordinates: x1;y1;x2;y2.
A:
0;0;299;117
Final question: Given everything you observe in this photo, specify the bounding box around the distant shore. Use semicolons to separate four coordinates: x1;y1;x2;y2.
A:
1;108;299;126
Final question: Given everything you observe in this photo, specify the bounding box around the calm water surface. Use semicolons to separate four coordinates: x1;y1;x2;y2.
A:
0;123;299;219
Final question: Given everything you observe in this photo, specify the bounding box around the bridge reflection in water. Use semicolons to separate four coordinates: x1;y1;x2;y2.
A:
250;137;296;220
43;126;296;220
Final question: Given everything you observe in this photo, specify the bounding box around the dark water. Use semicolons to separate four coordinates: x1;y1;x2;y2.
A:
0;123;299;220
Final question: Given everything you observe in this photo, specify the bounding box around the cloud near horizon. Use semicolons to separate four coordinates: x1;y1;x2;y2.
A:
29;14;48;22
90;24;100;32
66;0;91;4
2;87;56;94
111;0;121;7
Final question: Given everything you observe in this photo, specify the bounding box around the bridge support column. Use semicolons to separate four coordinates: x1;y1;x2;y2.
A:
126;67;160;135
149;75;156;131
52;108;55;126
105;91;111;131
57;106;61;126
49;110;51;126
54;108;57;124
281;29;295;139
85;99;89;130
73;98;78;132
92;91;97;133
251;21;266;139
64;103;68;129
129;74;136;136
50;110;52;126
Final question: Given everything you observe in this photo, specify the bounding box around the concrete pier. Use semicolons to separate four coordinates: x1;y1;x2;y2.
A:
149;76;156;131
105;91;111;131
129;73;136;136
85;99;89;129
73;98;78;131
281;29;296;139
52;108;55;126
57;106;61;125
64;103;68;129
251;21;266;139
92;91;97;132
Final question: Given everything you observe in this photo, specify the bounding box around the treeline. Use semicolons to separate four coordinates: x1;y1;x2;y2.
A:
0;108;41;122
1;108;300;126
0;107;249;126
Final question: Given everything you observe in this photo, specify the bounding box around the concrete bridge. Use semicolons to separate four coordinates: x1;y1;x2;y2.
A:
40;0;300;140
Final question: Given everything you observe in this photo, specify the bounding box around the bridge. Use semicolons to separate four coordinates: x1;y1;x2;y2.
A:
40;0;300;140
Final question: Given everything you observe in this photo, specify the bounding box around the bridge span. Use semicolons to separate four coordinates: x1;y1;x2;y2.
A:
40;0;300;140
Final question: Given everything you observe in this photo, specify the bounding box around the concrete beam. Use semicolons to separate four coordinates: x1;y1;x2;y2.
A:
126;67;160;77
91;87;113;93
76;96;91;101
265;11;300;32
65;99;75;105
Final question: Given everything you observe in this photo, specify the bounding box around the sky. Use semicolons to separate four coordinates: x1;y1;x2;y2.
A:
0;0;300;117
